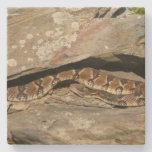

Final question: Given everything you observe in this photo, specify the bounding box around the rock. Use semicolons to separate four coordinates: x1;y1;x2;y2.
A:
7;68;145;144
7;8;145;145
7;8;144;80
103;7;134;18
8;102;145;144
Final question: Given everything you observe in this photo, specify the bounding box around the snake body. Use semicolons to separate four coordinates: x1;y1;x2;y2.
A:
7;67;145;107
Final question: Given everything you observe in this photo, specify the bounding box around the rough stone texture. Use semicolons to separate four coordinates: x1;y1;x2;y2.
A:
7;8;145;145
7;8;144;80
7;68;145;144
8;100;145;144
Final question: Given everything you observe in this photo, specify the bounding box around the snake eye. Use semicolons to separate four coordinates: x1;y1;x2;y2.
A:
115;86;123;95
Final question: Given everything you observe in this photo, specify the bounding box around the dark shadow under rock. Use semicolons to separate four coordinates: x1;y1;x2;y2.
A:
7;54;145;88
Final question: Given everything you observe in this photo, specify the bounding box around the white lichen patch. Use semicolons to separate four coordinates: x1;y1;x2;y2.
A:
37;39;44;44
32;46;37;50
55;28;63;34
7;59;17;67
45;30;54;37
52;11;72;25
36;45;52;61
24;51;27;53
21;45;25;48
26;34;33;39
138;16;142;19
70;117;95;129
36;32;78;61
19;40;26;45
54;28;63;37
104;45;109;50
36;33;40;36
71;22;80;31
21;66;26;70
27;58;33;62
66;44;71;48
67;32;77;42
11;45;17;49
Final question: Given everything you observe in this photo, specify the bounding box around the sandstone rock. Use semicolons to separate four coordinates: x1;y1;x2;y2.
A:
8;102;145;144
7;8;145;145
7;8;144;80
7;67;145;144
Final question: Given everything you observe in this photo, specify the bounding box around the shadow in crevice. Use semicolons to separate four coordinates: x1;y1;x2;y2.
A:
94;7;126;18
7;54;145;88
111;7;126;18
94;8;111;18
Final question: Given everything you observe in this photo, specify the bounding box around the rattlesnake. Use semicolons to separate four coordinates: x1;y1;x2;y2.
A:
7;67;145;107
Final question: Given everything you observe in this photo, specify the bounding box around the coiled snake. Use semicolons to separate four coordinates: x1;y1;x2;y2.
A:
7;67;145;107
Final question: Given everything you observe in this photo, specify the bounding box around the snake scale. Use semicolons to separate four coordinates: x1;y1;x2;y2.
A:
7;67;145;107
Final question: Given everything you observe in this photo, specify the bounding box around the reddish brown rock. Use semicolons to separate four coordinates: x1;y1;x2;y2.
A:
8;102;145;144
7;8;144;80
7;8;145;145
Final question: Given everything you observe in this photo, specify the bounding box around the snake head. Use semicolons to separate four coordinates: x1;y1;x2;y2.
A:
88;79;94;88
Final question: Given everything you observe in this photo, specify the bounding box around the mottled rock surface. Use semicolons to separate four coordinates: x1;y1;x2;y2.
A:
8;98;145;144
7;68;145;144
7;8;145;145
7;8;144;80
